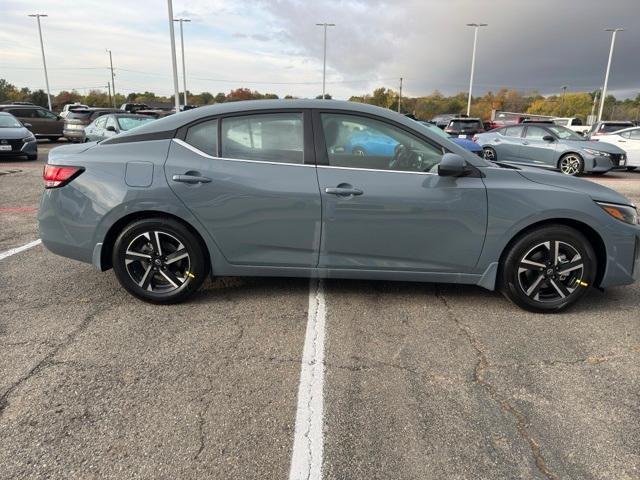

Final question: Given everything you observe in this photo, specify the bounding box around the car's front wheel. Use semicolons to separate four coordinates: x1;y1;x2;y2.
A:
500;225;596;312
558;153;584;176
112;217;209;304
483;146;497;161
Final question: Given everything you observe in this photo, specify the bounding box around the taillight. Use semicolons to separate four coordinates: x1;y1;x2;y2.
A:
43;165;84;188
472;135;479;142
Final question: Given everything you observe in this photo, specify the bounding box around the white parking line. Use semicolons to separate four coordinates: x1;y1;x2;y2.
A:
289;279;326;480
0;239;42;261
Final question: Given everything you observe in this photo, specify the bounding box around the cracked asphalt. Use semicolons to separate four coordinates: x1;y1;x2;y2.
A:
1;143;639;479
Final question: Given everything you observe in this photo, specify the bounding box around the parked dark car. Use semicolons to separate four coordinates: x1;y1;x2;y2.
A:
0;112;37;160
84;113;155;142
418;120;483;156
430;113;458;129
38;100;639;312
444;117;485;139
0;104;64;141
120;103;150;113
586;121;635;139
63;108;121;143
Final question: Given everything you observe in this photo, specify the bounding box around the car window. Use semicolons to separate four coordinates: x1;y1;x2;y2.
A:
185;119;218;156
95;116;107;128
629;130;640;140
221;113;304;164
504;125;524;137
37;109;57;120
118;116;154;132
619;131;631;139
106;116;118;130
524;126;548;140
321;113;444;173
9;108;36;118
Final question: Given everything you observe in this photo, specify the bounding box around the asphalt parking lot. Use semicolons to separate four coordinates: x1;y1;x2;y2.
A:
1;141;638;479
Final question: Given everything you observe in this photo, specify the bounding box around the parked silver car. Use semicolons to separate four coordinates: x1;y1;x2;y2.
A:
84;113;155;142
474;123;627;175
38;100;639;312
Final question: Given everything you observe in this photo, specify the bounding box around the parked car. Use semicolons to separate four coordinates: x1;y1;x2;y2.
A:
38;100;639;312
63;108;121;143
552;117;589;136
60;103;89;118
0;104;64;141
84;113;155;142
120;103;150;113
597;126;640;171
430;113;457;129
474;123;627;175
444;117;485;139
0;112;37;160
418;120;483;156
585;121;634;139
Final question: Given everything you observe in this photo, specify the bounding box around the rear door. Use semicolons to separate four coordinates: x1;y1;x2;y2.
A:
492;125;524;162
519;125;557;167
165;110;322;267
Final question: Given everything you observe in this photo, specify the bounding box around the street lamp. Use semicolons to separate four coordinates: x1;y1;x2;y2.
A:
465;23;488;116
315;23;335;99
598;28;624;122
173;18;191;107
561;85;567;105
166;0;181;112
106;49;116;108
28;14;52;111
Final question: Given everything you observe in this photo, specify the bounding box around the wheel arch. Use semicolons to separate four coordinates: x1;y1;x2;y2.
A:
557;150;584;168
99;210;211;272
498;218;607;288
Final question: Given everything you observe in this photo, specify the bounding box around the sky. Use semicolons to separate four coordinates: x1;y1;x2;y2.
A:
1;0;638;100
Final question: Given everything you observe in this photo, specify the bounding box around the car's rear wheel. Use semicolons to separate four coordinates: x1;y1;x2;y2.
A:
26;154;37;161
558;153;584;176
627;167;637;172
500;225;596;312
48;137;59;143
483;146;497;161
112;217;209;304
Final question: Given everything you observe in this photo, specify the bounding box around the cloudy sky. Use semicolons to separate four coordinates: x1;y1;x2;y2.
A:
1;0;638;99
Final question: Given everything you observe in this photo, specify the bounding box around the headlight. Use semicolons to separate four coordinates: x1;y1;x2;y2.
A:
22;135;36;143
596;201;638;225
583;148;610;157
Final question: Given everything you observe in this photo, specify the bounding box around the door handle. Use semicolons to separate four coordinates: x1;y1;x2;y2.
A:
172;174;212;184
521;141;529;145
325;186;363;196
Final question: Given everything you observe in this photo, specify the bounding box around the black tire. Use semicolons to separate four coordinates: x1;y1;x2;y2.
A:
112;217;209;304
627;167;637;172
26;154;37;161
499;225;597;312
48;137;59;143
483;146;497;161
558;153;584;176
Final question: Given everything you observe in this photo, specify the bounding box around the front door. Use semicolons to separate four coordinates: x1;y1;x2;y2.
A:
165;111;321;267
315;112;487;273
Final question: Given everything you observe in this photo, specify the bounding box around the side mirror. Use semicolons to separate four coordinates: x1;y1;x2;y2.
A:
106;125;117;132
542;135;555;142
23;122;32;128
438;153;469;177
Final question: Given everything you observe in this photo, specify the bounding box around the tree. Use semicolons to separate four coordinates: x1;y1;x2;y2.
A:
214;92;226;103
0;79;17;102
29;89;49;108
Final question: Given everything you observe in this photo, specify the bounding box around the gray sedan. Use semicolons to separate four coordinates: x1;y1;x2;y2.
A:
84;113;155;142
475;123;627;175
0;112;37;160
38;100;639;312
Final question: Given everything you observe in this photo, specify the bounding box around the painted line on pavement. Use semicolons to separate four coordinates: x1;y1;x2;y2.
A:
289;278;326;480
0;239;42;260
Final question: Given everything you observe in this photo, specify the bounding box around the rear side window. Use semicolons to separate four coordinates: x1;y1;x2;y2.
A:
221;113;303;164
8;108;36;118
524;126;548;139
185;119;218;156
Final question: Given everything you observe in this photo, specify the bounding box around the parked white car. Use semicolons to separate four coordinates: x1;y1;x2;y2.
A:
552;117;589;136
59;103;89;118
597;127;640;171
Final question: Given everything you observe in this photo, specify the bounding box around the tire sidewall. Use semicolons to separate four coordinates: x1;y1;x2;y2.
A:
112;218;208;304
501;226;596;312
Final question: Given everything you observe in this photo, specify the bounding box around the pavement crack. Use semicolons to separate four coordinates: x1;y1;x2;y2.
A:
0;304;102;418
435;286;559;480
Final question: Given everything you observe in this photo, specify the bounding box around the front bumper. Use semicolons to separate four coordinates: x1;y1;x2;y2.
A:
0;139;37;156
600;223;640;287
586;153;628;172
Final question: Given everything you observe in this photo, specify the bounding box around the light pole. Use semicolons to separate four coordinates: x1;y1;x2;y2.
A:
561;85;567;105
465;23;487;116
166;0;181;111
173;18;191;107
598;28;624;122
398;77;403;113
28;14;52;111
106;49;116;108
315;23;335;99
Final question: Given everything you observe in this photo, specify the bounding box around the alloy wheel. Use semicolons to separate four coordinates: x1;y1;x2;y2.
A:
124;231;191;293
559;155;582;175
517;240;584;303
483;147;496;161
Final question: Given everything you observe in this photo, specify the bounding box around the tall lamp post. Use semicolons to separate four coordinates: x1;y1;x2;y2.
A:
166;0;181;112
28;14;52;111
173;18;191;107
315;23;335;99
465;23;487;116
106;49;116;108
597;28;624;122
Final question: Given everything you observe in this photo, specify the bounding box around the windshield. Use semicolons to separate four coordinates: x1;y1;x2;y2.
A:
0;116;22;128
117;116;154;131
447;120;482;130
547;125;584;141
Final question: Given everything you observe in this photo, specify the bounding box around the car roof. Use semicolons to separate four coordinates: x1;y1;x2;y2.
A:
0;104;42;109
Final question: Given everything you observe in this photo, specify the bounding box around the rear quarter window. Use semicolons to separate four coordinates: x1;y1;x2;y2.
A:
185;119;218;157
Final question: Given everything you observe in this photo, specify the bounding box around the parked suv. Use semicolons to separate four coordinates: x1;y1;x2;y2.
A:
444;117;485;139
0;104;64;141
63;108;120;143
